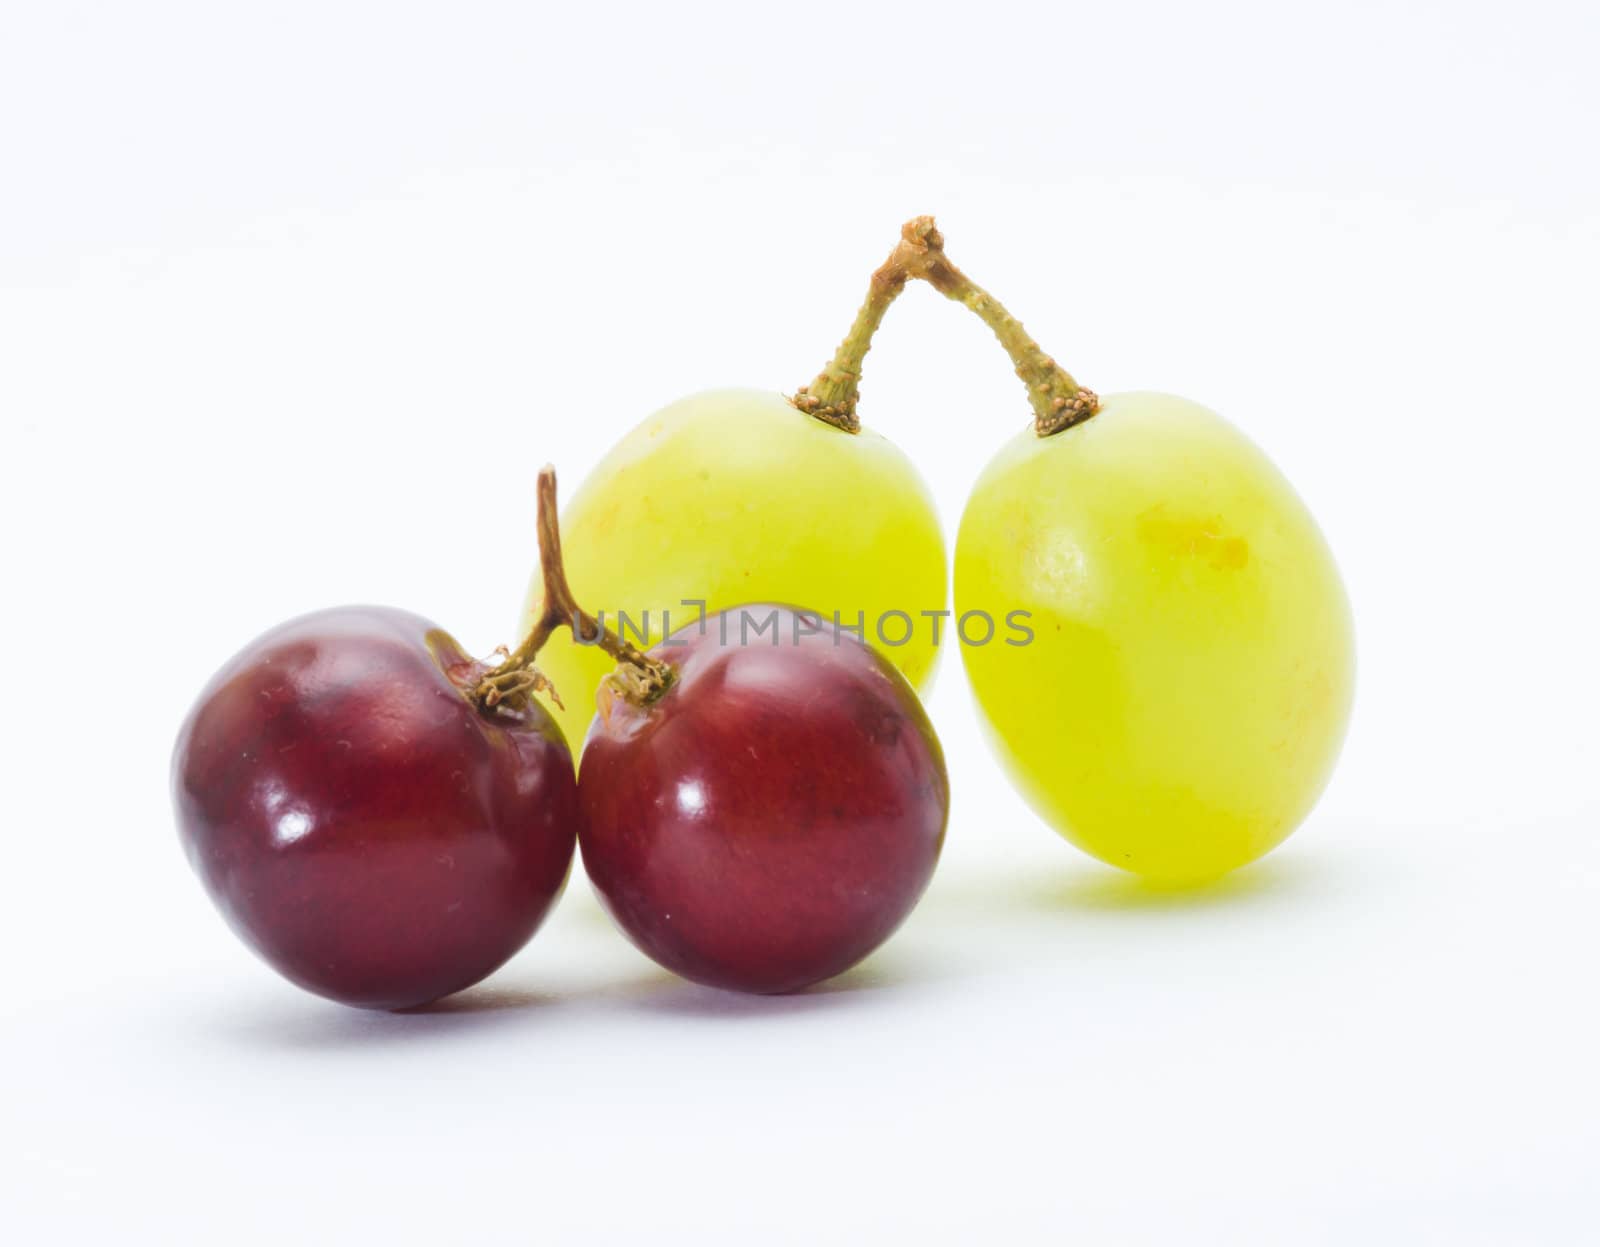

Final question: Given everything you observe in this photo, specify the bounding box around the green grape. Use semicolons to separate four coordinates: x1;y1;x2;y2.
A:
957;391;1354;881
523;386;945;750
898;217;1353;881
518;231;954;750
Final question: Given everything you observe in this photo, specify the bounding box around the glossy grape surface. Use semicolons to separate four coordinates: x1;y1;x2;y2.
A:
523;389;946;749
578;605;948;993
955;392;1355;882
171;606;580;1009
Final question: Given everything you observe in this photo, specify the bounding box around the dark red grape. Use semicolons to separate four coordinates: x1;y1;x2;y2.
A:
578;605;948;994
172;606;579;1010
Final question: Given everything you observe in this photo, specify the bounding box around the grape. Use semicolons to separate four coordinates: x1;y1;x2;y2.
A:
579;604;948;994
886;216;1354;880
523;387;946;749
957;392;1354;880
172;606;580;1009
489;471;947;992
516;227;954;751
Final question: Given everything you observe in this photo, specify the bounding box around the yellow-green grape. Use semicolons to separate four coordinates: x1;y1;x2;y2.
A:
956;392;1354;881
523;388;946;749
885;215;1353;881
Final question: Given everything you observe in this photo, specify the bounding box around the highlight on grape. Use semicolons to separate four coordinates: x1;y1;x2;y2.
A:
563;601;1036;650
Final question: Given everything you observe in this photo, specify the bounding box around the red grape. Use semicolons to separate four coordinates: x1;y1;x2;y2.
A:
172;606;579;1010
578;605;948;994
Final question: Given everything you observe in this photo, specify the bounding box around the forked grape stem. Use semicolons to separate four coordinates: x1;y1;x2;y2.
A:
893;216;1099;437
474;468;672;715
793;217;1098;437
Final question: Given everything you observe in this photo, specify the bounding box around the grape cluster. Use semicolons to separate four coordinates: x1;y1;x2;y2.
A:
171;218;1353;1008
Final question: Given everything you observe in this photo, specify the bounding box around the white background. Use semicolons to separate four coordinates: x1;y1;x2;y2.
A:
3;2;1597;1242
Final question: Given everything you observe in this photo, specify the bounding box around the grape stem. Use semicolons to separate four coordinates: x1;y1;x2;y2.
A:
474;467;673;714
894;216;1099;437
789;231;927;434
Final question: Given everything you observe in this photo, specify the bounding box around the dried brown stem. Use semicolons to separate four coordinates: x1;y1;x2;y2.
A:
474;467;672;714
